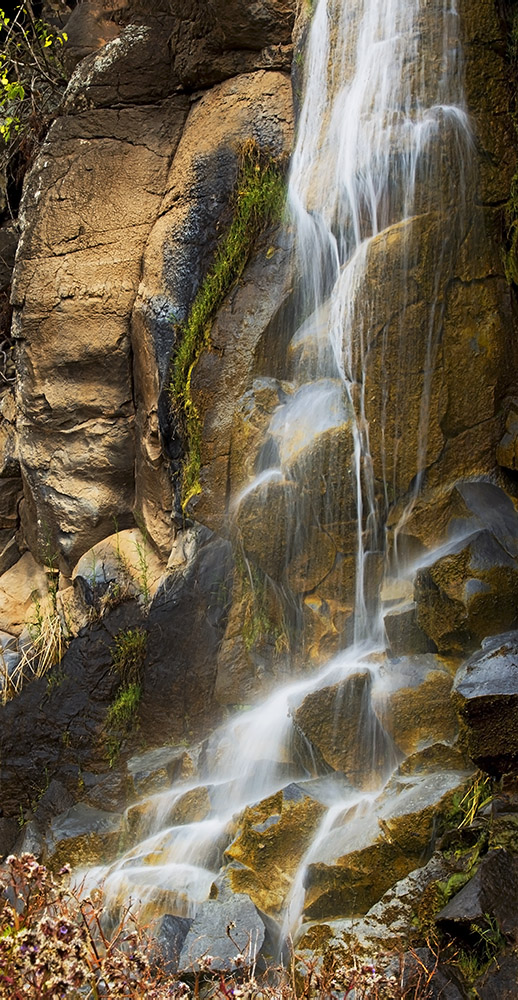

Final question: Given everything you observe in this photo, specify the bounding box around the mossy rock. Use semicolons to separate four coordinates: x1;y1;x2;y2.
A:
224;786;326;914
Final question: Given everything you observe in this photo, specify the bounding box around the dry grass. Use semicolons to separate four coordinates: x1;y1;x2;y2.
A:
0;854;451;1000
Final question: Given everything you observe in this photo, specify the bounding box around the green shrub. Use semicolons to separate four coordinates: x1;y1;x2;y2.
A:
170;138;287;511
0;4;68;207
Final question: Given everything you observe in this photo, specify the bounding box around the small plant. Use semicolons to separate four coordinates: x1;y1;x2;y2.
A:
0;4;68;213
445;772;493;832
104;628;147;766
133;516;152;607
239;559;290;657
170;139;287;511
110;627;147;688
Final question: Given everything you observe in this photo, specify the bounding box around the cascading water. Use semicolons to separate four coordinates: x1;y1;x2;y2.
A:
85;0;474;950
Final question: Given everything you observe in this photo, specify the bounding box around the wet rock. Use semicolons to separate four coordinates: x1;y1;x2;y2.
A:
139;529;232;744
415;528;518;654
474;953;518;1000
150;913;193;975
384;602;435;656
178;893;266;972
293;672;392;789
235;477;299;579
225;787;326;915
12;819;45;860
436;850;518;939
81;770;127;813
497;406;518;472
372;654;457;757
126;745;198;798
132;70;293;544
34;779;74;828
45;802;122;868
298;852;453;954
452;631;518;775
0;601;141;815
398;743;471;777
126;786;211;843
303;770;471;919
390;480;518;562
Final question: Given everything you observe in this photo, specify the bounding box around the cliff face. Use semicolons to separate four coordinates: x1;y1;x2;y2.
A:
1;0;518;980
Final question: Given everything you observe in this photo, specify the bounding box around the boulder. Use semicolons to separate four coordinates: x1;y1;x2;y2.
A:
415;529;518;653
474;953;518;1000
372;654;457;757
12;819;45;860
302;770;471;919
386;949;466;1000
452;631;518;775
293;672;393;789
225;786;326;915
383;602;435;657
126;745;198;799
150;913;193;975
178;893;266;972
34;779;75;828
436;849;518;939
81;770;127;813
297;852;453;955
45;802;123;868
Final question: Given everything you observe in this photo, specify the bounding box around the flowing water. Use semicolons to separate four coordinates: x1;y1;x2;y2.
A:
86;0;473;945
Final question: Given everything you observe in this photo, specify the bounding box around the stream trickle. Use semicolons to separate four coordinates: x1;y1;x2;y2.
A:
86;0;474;948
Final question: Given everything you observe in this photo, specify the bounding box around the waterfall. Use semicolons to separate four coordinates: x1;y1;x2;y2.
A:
85;0;473;944
235;0;471;647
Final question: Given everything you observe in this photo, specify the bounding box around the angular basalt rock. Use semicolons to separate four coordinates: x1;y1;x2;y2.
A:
414;529;518;653
225;786;326;915
372;654;457;757
436;849;518;939
452;631;518;775
302;770;471;919
45;802;123;868
293;672;392;789
178;893;266;973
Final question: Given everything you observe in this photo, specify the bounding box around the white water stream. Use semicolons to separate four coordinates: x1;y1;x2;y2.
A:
86;0;472;944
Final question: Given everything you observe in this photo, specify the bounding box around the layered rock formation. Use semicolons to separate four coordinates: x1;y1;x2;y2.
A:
0;0;518;990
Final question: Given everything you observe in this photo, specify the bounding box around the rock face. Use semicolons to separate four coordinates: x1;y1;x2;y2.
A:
0;0;518;982
10;3;294;573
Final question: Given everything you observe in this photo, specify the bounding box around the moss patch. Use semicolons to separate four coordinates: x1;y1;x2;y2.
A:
169;139;287;511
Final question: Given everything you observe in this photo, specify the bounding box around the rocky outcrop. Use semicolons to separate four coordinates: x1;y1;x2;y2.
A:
452;631;518;775
9;1;294;576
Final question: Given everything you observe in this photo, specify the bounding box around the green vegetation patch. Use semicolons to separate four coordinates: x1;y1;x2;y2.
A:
170;138;287;511
105;627;147;766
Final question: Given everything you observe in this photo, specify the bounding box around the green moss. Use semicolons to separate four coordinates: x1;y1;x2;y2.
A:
170;139;287;511
106;682;142;731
